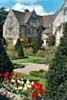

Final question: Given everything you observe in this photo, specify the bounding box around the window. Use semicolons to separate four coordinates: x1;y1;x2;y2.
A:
20;26;26;35
64;7;67;15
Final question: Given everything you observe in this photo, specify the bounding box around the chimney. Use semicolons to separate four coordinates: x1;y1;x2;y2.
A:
24;9;29;13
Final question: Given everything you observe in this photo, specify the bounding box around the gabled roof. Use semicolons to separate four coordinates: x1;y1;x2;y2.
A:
42;28;51;34
12;10;25;25
38;14;55;28
54;0;67;21
23;11;32;23
11;10;55;27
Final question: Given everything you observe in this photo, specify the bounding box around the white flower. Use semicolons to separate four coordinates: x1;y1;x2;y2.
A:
18;86;23;90
17;80;21;84
31;81;34;85
23;86;27;91
23;84;28;91
27;84;31;89
21;80;24;85
21;78;23;81
11;79;15;83
26;79;30;85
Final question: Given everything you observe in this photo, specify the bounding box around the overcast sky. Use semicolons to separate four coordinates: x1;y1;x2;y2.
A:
0;0;64;15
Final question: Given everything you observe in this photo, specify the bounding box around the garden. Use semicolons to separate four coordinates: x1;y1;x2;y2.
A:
0;72;47;100
0;23;67;100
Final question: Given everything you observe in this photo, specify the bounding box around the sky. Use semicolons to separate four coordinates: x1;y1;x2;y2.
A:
0;0;64;15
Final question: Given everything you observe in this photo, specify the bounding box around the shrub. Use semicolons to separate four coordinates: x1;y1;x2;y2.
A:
24;47;34;56
20;36;29;45
47;34;55;46
20;36;43;54
0;94;10;100
14;38;24;58
36;47;57;64
0;39;13;73
6;45;16;59
32;59;45;64
45;23;67;99
31;37;43;53
7;39;24;59
30;70;47;78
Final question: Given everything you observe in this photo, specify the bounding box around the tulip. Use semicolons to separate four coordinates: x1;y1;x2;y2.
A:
26;79;30;85
17;80;21;84
18;86;23;90
11;79;15;83
27;84;31;89
32;92;38;98
21;80;24;85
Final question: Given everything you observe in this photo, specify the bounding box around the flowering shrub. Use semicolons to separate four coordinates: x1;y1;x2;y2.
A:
0;72;47;100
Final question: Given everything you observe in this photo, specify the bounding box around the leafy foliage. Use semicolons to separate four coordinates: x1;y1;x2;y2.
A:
6;39;24;59
0;39;13;73
0;94;10;100
45;23;67;100
20;36;43;53
30;70;47;78
36;47;57;64
47;34;55;46
31;37;43;53
15;38;24;58
0;8;8;38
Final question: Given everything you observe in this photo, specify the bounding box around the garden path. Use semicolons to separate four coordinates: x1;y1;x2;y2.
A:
14;63;49;74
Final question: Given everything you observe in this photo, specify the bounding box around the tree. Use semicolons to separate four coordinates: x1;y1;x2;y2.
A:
32;37;43;53
14;38;24;58
0;39;13;73
45;23;67;100
0;7;8;38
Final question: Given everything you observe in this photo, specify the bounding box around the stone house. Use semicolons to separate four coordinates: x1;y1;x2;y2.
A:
53;0;67;46
3;9;55;47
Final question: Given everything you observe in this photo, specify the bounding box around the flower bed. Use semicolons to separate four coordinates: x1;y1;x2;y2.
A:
0;72;47;100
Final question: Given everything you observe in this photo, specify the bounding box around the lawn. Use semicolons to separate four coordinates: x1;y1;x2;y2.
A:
12;55;45;64
12;55;47;89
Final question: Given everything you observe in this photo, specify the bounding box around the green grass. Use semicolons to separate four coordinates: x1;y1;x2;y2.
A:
12;55;45;64
12;55;47;87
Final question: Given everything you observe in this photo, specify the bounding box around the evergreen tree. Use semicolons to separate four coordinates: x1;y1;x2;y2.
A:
14;38;24;58
45;23;67;100
0;8;8;38
0;39;13;73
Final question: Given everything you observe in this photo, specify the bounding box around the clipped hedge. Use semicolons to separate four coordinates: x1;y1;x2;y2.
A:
36;47;57;64
30;70;47;78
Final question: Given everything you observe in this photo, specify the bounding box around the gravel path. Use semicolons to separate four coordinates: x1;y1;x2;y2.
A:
14;63;49;74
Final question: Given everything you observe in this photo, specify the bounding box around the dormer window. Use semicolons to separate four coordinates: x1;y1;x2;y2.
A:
64;7;67;15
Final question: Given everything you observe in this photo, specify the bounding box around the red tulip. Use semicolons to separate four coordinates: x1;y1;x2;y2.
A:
34;81;39;86
32;92;38;98
31;84;35;89
38;88;45;95
3;72;9;80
